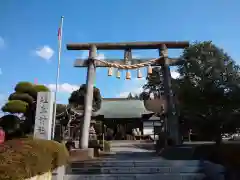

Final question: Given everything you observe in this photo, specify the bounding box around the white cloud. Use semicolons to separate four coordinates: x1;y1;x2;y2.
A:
47;83;79;93
35;45;54;61
0;36;5;49
171;71;180;79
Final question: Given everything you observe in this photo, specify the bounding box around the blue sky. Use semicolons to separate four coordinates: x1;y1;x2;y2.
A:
0;0;240;107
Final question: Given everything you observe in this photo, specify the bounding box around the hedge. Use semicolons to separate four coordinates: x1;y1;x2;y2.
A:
193;144;240;168
0;138;69;180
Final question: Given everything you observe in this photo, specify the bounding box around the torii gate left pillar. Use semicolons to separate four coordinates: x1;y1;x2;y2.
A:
79;45;97;149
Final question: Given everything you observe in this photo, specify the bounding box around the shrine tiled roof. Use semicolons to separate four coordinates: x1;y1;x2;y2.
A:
95;98;153;118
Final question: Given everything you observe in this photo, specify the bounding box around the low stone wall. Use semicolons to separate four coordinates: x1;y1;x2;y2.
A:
52;165;66;180
25;165;66;180
70;148;94;162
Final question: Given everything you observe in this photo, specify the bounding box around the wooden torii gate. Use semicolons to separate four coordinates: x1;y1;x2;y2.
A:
66;41;189;149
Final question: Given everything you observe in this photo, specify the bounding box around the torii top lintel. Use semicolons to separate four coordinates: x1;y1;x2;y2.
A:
66;41;190;50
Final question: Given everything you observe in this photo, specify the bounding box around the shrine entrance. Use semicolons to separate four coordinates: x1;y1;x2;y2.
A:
66;41;189;148
103;118;143;140
93;98;162;141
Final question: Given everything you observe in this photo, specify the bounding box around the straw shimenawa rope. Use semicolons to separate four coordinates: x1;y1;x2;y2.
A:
94;56;162;70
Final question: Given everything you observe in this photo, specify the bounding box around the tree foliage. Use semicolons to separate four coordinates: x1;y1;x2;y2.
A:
177;41;240;138
178;42;240;109
0;114;21;133
56;104;67;114
2;100;28;114
140;67;166;100
127;93;133;99
2;82;49;114
1;81;50;134
8;93;34;105
68;84;102;112
127;93;140;100
143;67;163;96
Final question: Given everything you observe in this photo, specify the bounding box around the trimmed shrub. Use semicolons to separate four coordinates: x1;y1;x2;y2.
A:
0;114;25;140
2;100;29;114
0;138;69;180
0;114;20;133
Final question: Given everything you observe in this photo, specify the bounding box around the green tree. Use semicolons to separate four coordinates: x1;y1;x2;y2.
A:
56;104;67;114
67;84;102;141
141;67;164;99
68;84;102;112
55;103;69;129
127;93;133;99
177;41;240;142
134;94;140;100
126;93;140;99
1;82;50;133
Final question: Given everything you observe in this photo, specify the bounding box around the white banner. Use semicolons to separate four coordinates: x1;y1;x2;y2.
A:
34;92;54;140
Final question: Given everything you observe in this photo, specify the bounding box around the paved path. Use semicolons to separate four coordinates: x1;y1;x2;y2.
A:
64;141;225;180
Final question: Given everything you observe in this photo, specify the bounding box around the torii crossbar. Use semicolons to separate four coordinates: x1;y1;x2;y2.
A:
67;41;189;50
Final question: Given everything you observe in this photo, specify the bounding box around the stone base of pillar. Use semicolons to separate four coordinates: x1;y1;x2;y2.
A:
168;118;181;146
169;131;181;146
69;148;94;162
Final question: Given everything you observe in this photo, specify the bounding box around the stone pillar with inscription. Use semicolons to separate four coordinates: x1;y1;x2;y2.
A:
34;92;54;140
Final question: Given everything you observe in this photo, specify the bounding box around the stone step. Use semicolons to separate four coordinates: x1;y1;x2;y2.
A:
70;160;204;168
67;161;225;180
69;166;203;174
64;173;225;180
71;159;200;163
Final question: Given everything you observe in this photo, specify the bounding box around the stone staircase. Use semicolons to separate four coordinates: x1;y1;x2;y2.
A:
64;159;225;180
61;141;226;180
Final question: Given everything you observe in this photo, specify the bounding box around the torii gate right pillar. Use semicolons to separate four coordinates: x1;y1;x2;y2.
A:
159;45;180;145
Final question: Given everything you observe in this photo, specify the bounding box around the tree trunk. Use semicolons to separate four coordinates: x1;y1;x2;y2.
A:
215;136;222;145
23;104;36;134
